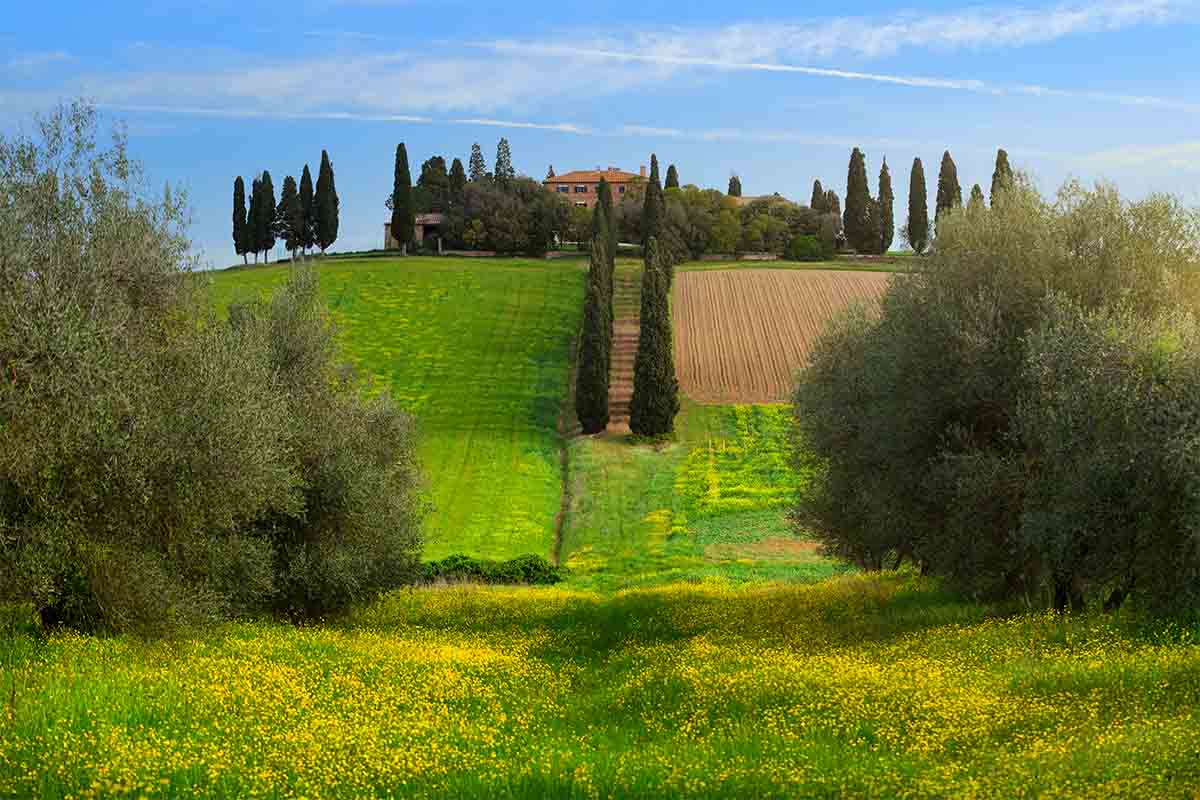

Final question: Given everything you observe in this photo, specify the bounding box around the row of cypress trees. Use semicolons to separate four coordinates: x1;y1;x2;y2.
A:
232;151;338;263
576;153;680;438
830;147;1014;256
906;147;1013;254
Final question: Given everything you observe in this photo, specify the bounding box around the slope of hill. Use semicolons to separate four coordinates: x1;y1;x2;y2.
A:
209;257;585;560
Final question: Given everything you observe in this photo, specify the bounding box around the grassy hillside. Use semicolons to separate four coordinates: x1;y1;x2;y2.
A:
209;257;585;560
4;575;1197;798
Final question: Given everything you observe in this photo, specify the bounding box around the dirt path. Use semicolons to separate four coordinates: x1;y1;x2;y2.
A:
607;272;641;433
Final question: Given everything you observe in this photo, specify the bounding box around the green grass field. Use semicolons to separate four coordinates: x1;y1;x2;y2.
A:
4;575;1198;798
209;257;585;560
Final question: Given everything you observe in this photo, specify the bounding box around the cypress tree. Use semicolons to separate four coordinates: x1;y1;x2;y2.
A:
641;154;663;247
727;175;742;197
595;179;617;328
257;171;276;262
825;190;841;219
641;155;670;282
664;164;680;190
468;143;487;182
877;157;895;255
546;165;555;179
844;148;872;253
391;143;415;253
968;183;986;213
315;150;339;254
299;164;315;255
990;148;1013;206
576;232;611;434
448;158;467;208
935;150;962;229
905;157;929;255
629;238;679;437
232;176;247;264
247;177;261;263
494;138;514;185
274;175;303;259
810;179;825;211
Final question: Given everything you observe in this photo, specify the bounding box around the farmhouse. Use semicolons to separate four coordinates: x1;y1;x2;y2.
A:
383;213;445;250
544;166;646;209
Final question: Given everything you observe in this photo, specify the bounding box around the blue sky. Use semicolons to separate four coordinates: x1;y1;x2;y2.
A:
3;0;1198;267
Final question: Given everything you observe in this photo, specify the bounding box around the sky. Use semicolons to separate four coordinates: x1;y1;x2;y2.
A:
3;0;1199;267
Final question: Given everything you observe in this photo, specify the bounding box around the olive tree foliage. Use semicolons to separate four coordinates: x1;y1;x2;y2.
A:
0;103;425;633
793;174;1200;614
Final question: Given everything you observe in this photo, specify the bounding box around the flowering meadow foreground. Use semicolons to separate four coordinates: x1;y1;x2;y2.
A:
3;574;1198;799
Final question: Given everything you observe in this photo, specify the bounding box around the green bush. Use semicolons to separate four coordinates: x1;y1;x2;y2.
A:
785;234;831;262
422;554;564;585
793;176;1200;614
0;102;425;633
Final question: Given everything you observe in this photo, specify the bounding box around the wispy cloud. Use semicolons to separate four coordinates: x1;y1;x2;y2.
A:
1084;140;1200;169
448;118;591;134
6;50;71;70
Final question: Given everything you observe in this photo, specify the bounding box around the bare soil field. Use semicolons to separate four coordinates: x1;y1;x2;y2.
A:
674;269;889;403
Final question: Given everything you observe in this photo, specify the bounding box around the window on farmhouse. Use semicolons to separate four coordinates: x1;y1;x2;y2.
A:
574;185;587;193
557;186;569;194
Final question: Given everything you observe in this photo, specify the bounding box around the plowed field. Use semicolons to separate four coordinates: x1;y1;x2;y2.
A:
674;269;889;403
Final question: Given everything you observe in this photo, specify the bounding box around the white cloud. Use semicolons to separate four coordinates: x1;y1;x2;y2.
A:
6;50;71;71
1084;140;1200;169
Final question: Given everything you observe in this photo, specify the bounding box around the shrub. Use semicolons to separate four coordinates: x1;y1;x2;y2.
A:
793;176;1200;613
422;554;563;585
0;102;425;633
785;234;831;262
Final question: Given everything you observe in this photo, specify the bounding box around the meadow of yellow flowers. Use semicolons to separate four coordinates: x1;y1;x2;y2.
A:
3;573;1198;798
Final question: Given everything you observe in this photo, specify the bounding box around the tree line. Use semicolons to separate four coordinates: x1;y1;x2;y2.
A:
232;150;339;263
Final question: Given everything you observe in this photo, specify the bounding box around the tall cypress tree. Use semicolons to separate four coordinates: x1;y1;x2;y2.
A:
629;238;679;437
391;143;415;253
275;175;303;259
935;150;962;230
257;171;277;262
968;183;986;213
990;148;1013;206
468;143;487;182
905;157;929;255
664;164;680;190
546;165;555;179
494;138;514;185
576;230;611;434
727;175;742;197
232;176;248;264
299;164;315;256
247;177;261;263
448;158;467;208
315;150;339;254
641;155;670;282
810;179;825;211
844;148;872;253
877;157;895;255
595;178;617;336
641;154;663;247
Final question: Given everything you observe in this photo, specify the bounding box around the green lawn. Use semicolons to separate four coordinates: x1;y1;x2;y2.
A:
560;401;846;591
209;257;585;560
4;575;1197;798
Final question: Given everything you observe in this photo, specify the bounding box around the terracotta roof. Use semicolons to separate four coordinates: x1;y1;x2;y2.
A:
545;169;642;184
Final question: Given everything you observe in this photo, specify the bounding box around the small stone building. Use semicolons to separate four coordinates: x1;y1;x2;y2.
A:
383;213;445;250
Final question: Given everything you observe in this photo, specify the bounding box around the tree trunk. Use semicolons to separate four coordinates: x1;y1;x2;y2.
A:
242;253;247;265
